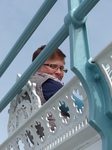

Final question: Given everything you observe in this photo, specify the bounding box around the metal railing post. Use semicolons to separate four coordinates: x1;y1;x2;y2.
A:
67;0;112;150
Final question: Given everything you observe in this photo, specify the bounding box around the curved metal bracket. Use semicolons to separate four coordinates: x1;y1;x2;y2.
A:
67;0;112;150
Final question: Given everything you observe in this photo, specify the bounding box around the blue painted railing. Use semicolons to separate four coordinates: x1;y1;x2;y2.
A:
1;0;112;150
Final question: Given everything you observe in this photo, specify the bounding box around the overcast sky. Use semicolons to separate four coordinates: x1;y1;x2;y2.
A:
0;0;112;144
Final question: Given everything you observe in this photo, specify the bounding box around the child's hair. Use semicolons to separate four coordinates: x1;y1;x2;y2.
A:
32;45;66;62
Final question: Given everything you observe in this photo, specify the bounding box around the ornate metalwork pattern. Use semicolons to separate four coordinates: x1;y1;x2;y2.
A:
1;75;99;150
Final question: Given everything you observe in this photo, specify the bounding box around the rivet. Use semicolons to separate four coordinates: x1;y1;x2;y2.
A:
94;73;100;81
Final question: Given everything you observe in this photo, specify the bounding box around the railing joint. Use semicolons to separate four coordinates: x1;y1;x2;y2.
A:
64;8;87;28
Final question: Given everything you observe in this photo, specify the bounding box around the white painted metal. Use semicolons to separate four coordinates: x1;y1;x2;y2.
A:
0;73;101;150
5;40;112;150
6;39;112;150
94;42;112;98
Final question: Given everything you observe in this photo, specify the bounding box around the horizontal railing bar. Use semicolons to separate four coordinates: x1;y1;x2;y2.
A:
0;0;57;77
0;24;68;112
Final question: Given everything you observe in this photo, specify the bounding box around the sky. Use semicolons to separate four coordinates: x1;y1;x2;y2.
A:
0;0;112;145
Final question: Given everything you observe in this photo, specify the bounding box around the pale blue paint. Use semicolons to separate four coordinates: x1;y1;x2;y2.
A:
0;0;112;149
67;0;112;150
0;0;58;77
